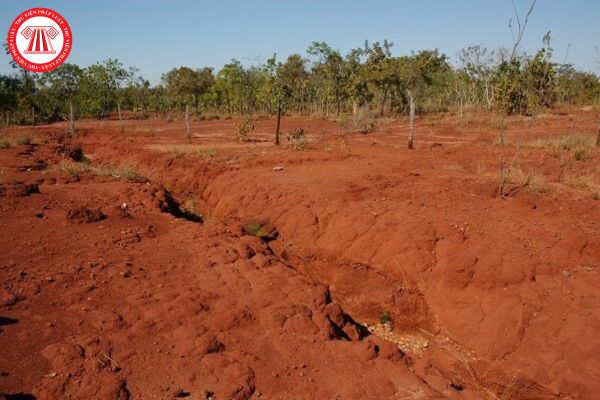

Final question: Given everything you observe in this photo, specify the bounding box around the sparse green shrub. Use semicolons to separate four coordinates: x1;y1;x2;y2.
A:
243;222;269;238
242;220;277;241
287;128;308;150
492;47;556;115
0;138;10;149
379;312;392;324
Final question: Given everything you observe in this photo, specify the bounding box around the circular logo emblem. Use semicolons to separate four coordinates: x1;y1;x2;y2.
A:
7;8;72;72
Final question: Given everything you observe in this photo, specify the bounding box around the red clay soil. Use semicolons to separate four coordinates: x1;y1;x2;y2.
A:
1;109;599;399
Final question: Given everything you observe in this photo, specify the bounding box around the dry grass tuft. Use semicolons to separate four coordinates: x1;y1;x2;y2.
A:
529;133;595;159
16;136;32;145
59;161;148;183
525;173;549;194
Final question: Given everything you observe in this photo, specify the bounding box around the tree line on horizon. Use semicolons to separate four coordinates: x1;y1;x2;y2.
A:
1;39;599;126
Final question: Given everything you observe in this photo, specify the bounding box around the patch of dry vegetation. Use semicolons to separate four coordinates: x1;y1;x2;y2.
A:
287;128;308;150
525;173;549;194
235;116;254;143
529;133;595;160
59;161;148;183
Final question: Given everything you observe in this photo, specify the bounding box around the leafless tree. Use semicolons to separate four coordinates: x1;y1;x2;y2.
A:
498;0;537;197
509;0;537;61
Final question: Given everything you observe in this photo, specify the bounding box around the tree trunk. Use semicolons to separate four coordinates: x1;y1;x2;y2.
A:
68;100;75;139
275;101;282;145
380;88;389;117
118;103;124;133
408;91;415;149
31;107;35;128
185;105;191;142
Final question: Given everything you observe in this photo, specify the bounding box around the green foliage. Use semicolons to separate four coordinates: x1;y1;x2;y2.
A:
555;65;600;105
243;221;273;239
379;312;392;324
79;59;130;118
492;47;557;115
162;66;214;110
0;39;596;125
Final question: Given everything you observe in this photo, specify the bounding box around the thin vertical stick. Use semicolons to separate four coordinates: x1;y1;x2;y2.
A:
596;113;600;147
118;103;124;133
185;105;191;142
275;101;282;145
68;100;75;140
498;129;505;196
31;107;35;128
408;91;415;149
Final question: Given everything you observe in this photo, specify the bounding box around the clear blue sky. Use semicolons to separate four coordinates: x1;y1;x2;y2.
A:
1;0;599;83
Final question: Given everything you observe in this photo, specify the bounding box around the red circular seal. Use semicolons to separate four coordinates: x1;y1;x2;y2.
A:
7;8;72;72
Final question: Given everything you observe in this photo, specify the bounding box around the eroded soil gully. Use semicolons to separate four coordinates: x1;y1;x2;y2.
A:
78;132;582;400
3;140;441;400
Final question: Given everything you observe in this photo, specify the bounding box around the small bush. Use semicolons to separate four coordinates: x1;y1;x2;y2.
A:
338;113;377;134
243;222;269;238
287;128;308;150
574;148;589;161
379;312;392;324
0;138;10;149
235;116;254;143
59;161;92;177
526;173;548;194
16;136;32;145
353;114;377;134
242;220;277;241
592;192;600;201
